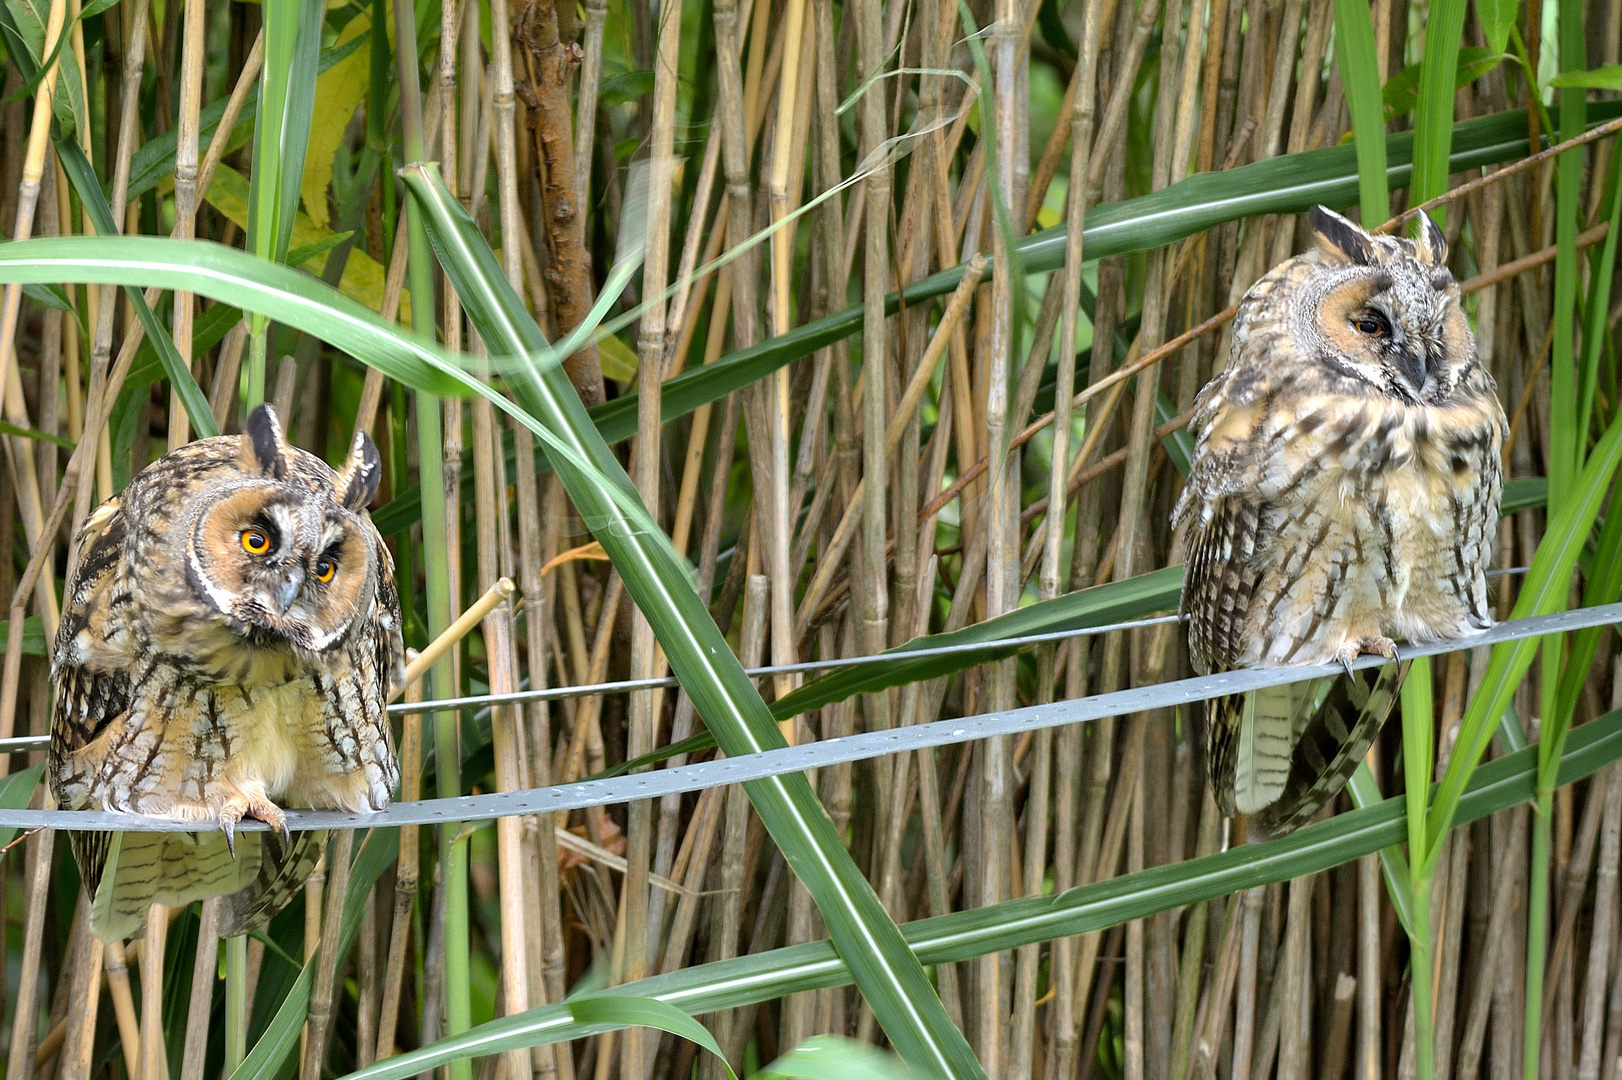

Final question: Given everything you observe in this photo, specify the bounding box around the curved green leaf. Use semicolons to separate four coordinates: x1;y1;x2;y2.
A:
401;163;986;1080
0;236;470;398
773;565;1183;718
759;1036;913;1080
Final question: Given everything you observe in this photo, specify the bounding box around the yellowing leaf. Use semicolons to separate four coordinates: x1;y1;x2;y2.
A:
205;163;409;322
300;9;372;229
597;332;639;383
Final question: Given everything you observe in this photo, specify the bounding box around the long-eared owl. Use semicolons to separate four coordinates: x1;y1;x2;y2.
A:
1173;206;1507;840
49;405;404;941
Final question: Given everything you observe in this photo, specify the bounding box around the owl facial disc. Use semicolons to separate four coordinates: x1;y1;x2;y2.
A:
185;406;382;653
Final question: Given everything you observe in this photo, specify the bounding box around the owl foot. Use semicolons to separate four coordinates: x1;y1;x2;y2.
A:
218;793;290;858
1334;636;1401;679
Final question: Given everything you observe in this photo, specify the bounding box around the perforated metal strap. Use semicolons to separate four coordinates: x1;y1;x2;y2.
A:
5;600;1617;831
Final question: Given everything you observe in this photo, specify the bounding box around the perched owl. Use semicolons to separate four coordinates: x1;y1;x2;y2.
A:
1173;206;1507;840
50;405;404;941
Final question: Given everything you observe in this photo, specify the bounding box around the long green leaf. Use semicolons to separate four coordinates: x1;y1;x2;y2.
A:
565;996;736;1079
369;100;1601;536
400;164;986;1080
773;565;1182;718
336;703;1622;1080
0;236;470;397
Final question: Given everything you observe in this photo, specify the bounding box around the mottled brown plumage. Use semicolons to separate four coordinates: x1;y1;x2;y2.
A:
1174;207;1506;839
50;405;403;940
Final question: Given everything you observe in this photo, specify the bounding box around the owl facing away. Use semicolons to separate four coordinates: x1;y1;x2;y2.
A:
1173;206;1507;840
50;405;404;941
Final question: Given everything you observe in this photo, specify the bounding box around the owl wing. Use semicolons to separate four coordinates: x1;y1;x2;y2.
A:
1178;368;1402;834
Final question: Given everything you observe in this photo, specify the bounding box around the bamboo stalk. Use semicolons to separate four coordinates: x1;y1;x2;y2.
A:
179;899;220;1080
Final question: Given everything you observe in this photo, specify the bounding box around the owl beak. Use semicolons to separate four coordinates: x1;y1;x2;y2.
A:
1396;346;1428;393
277;565;305;613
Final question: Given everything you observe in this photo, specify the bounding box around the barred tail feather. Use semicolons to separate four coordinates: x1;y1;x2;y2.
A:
1205;662;1405;840
1250;661;1407;840
76;828;322;942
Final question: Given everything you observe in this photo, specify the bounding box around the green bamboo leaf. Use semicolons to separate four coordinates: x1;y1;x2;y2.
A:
774;565;1183;718
1382;50;1503;122
334;704;1622;1080
1408;0;1470;220
400;163;987;1080
251;0;324;266
759;1036;913;1080
0;236;473;398
1550;64;1622;90
0;764;43;856
565;996;736;1079
1474;0;1518;54
1549;0;1590;509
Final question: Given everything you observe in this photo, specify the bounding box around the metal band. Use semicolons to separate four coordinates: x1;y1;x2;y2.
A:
6;599;1616;832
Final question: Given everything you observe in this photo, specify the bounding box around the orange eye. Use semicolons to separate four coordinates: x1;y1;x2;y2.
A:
241;529;271;555
315;559;336;583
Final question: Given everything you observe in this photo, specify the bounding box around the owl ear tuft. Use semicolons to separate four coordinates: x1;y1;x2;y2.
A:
1414;210;1448;266
334;430;382;511
1309;205;1374;265
240;405;292;480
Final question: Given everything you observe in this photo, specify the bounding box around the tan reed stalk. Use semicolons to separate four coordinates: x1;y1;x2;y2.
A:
1273;874;1315;1080
1190;880;1248;1079
853;0;892;750
102;941;142;1080
573;0;605;198
470;345;534;1080
1230;884;1267;1080
179;899;221;1080
513;460;572;1080
1538;769;1609;1039
1576;766;1622;1080
353;888;378;1071
302;830;354;1080
374;673;422;1063
165;0;206;450
701;784;752;1080
1167;794;1222;1077
1122;739;1147;1080
141;903;170;1080
7;813;53;1080
0;0;68;413
791;255;984;636
54;903;101;1080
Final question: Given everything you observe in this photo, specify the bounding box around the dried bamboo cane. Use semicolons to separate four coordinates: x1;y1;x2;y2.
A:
165;0;206;449
179;899;220;1080
375;671;423;1064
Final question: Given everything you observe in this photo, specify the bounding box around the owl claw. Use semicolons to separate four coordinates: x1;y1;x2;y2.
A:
1334;636;1401;678
215;791;289;852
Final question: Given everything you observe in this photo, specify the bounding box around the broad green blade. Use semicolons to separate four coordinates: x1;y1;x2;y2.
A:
774;565;1183;718
401;163;986;1080
0;236;471;399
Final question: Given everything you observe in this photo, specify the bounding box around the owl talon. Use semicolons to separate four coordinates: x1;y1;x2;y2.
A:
222;818;237;859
